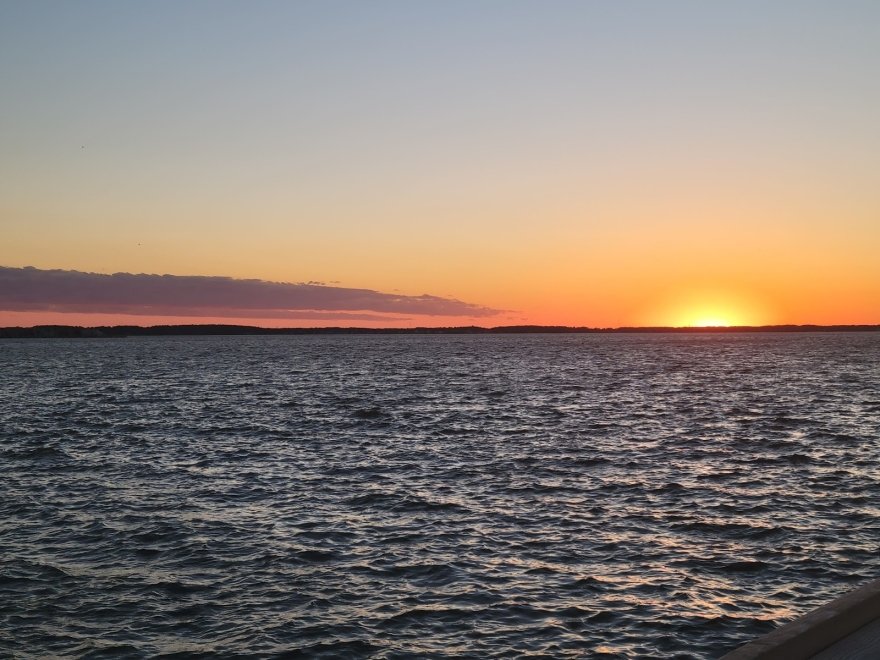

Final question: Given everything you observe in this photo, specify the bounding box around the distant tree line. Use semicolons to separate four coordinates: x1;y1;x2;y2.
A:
1;324;878;338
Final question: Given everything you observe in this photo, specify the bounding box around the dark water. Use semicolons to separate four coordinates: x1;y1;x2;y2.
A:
1;333;879;658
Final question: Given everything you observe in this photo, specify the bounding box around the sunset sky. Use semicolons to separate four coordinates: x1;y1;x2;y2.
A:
2;1;878;327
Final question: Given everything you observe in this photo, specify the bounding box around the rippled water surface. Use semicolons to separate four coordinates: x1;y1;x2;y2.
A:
2;333;879;658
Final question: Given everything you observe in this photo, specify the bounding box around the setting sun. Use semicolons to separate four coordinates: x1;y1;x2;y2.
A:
676;305;750;328
689;317;732;328
638;286;775;328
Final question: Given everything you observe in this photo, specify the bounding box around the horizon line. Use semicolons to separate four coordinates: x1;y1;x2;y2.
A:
3;323;880;338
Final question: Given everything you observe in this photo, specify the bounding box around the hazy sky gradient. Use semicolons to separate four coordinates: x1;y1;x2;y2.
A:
2;1;878;326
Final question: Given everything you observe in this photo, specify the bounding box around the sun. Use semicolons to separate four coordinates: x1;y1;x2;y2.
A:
638;287;774;328
689;317;731;328
679;305;744;327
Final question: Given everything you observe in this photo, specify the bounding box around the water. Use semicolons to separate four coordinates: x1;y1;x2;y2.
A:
1;333;879;658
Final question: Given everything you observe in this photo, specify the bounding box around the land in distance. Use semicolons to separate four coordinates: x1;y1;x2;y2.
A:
2;324;879;338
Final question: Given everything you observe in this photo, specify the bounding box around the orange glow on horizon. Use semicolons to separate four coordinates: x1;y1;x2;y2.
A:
638;286;777;328
688;317;732;328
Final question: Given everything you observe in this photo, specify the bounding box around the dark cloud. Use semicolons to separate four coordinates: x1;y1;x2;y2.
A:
0;266;500;319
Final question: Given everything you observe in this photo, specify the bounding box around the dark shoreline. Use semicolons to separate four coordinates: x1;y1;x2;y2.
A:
2;324;879;338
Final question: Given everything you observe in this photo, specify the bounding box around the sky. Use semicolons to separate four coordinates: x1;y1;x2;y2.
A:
1;0;878;327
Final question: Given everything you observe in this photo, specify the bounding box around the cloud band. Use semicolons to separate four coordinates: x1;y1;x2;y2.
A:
0;266;500;320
